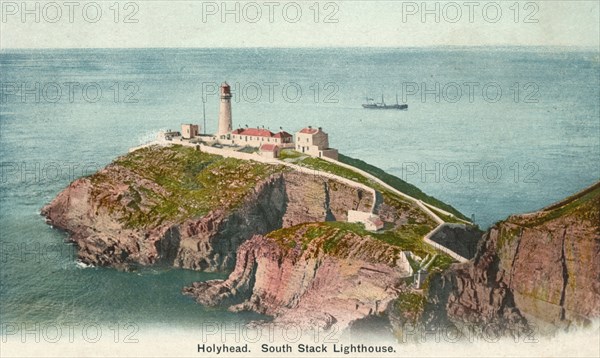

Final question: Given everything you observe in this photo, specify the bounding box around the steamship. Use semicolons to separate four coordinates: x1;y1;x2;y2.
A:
362;94;408;110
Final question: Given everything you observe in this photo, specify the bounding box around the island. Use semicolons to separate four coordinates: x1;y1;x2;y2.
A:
41;83;599;338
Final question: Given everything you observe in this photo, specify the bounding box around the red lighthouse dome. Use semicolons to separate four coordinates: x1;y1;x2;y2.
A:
220;82;231;96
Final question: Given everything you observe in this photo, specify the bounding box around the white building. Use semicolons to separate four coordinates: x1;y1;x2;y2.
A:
181;124;199;139
202;83;339;161
295;127;339;160
230;128;293;148
259;144;280;159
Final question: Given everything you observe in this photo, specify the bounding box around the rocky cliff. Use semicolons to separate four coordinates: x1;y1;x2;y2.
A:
183;223;413;330
42;144;446;330
41;145;373;271
42;144;598;337
424;182;600;334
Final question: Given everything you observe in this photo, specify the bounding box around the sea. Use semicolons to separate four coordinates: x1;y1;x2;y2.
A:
0;47;598;329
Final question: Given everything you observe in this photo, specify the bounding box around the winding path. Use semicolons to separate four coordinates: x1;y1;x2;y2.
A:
132;139;470;263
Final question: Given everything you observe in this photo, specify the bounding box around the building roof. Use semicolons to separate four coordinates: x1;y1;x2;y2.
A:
273;131;292;138
232;128;291;138
259;144;279;152
299;127;319;134
232;128;273;137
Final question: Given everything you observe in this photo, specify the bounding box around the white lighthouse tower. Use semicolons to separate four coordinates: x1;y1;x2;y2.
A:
217;82;233;138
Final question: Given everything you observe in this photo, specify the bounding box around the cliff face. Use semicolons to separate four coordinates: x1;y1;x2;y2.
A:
41;146;373;271
425;183;600;333
43;145;441;331
183;223;412;330
43;144;598;335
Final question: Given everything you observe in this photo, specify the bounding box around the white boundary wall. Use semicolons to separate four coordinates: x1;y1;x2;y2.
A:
130;141;469;263
199;144;378;213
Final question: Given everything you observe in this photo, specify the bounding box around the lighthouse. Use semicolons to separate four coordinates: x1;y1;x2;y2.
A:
217;82;233;137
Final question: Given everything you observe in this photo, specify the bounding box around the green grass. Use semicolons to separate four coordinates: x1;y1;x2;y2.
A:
428;206;471;225
327;221;430;252
268;152;459;270
266;221;455;271
338;154;469;220
299;156;375;187
511;183;600;229
280;150;468;224
289;154;425;214
279;149;306;161
90;145;287;229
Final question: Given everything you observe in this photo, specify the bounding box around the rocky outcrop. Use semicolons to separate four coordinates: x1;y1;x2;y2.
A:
423;235;529;336
424;183;600;334
183;224;412;330
41;147;373;272
42;170;289;271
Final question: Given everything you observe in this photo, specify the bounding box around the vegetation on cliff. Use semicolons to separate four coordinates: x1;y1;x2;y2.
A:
84;145;459;272
48;144;483;328
49;143;598;333
280;149;468;221
509;182;600;229
267;222;454;272
337;154;468;220
422;181;600;334
90;145;287;229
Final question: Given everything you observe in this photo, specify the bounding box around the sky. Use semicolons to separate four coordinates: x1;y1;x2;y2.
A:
0;1;599;48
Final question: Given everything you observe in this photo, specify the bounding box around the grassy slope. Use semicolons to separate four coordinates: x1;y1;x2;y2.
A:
509;182;600;229
268;222;454;273
337;154;469;220
89;145;458;269
90;145;286;228
280;149;468;221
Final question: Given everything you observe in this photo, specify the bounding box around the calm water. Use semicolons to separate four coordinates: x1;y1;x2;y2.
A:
1;48;598;326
